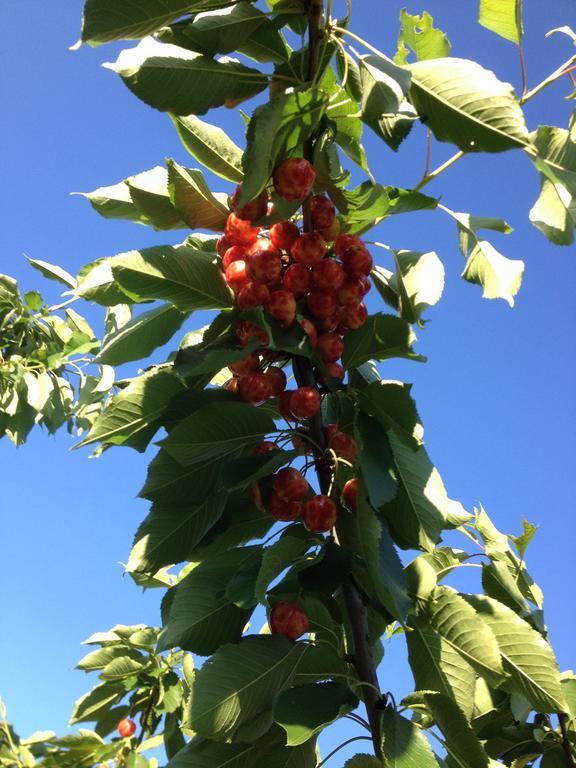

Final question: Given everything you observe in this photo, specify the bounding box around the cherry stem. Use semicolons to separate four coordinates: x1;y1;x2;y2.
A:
291;2;384;759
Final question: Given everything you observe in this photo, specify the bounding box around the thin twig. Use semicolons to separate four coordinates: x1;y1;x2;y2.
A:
316;736;373;768
559;714;576;768
413;150;465;192
521;54;576;104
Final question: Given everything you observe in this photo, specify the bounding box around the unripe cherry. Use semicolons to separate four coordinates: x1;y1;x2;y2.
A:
118;719;136;738
283;263;312;297
222;245;247;270
237;372;273;405
299;317;318;347
230;185;268;222
342;478;359;511
334;233;363;257
225;260;250;294
291;232;326;266
252;441;279;455
270;220;301;251
310;194;336;230
225;212;260;246
302;495;338;533
265;290;297;327
272;467;309;502
217;235;231;258
264;367;287;396
268;493;302;522
340;302;368;330
237;281;270;310
273;158;316;202
338;278;365;306
317;332;344;363
341;245;373;278
312;259;345;290
307;289;338;320
269;602;309;640
246;241;283;285
329;431;358;460
235;321;269;348
229;351;260;377
290;387;321;420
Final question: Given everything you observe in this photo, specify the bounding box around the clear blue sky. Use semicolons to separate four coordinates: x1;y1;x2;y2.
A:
1;0;575;763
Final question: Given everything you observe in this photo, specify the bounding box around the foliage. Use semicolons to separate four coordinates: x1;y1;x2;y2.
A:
2;1;576;767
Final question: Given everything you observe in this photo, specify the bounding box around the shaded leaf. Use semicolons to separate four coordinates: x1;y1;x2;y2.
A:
381;707;438;767
167;160;229;231
274;682;358;746
170;114;243;182
342;313;424;369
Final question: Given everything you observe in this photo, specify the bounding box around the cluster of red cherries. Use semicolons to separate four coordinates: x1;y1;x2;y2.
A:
215;158;368;642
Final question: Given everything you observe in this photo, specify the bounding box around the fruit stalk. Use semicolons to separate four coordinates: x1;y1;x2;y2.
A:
292;0;384;758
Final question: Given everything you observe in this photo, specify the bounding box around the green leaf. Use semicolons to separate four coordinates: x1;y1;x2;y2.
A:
77;369;185;450
223;449;297;491
139;447;225;504
479;0;523;44
420;692;490;768
406;615;476;719
407;57;530;152
274;682;358;746
158;548;257;655
170;114;243;182
381;432;451;551
481;561;529;613
104;38;268;115
464;594;568;713
100;654;147;680
395;9;452;64
111;245;232;312
76;645;144;672
425;586;506;686
97;303;188;366
342;313;424;369
355;413;398;509
188;635;309;741
160;401;276;466
79;0;235;44
255;535;314;603
381;707;438;767
391;249;445;324
69;683;124;725
127;494;228;574
358;381;423;449
461;239;524;306
168;736;317;768
359;53;412;122
126;166;187;229
167;160;229;231
239;89;329;204
27;258;77;288
344;758;381;768
75;257;137;306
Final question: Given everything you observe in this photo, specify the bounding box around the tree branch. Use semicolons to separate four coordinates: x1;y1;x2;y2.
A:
559;714;575;768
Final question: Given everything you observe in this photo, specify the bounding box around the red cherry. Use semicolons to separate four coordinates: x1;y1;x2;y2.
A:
229;352;260;377
291;232;326;266
118;719;136;738
270;220;300;251
252;441;279;455
246;240;283;285
250;482;264;510
225;213;260;246
273;158;316;202
323;424;338;442
268;493;302;522
269;602;309;640
237;281;270;310
334;233;363;257
317;332;344;363
302;495;338;533
316;218;341;243
329;431;358;460
222;245;247;270
264;367;287;396
217;235;231;257
315;315;339;333
226;378;239;394
283;263;312;297
237;372;273;405
340;303;368;330
290;387;321;420
235;321;270;347
338;278;366;306
299;317;318;347
225;260;250;294
272;467;309;502
265;290;297;327
325;362;345;380
342;478;359;511
311;195;336;230
312;259;345;290
278;390;297;421
230;185;268;222
307;289;338;319
341;245;373;278
359;275;371;295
